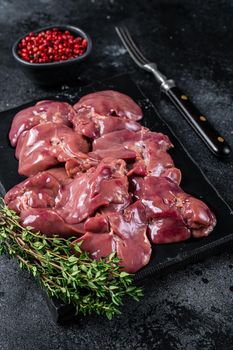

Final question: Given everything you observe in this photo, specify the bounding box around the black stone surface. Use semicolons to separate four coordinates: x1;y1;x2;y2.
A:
0;1;233;349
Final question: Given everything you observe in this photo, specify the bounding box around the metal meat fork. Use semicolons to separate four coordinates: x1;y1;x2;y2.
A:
115;26;231;158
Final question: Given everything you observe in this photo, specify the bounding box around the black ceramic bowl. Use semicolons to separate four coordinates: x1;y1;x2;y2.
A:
12;25;92;86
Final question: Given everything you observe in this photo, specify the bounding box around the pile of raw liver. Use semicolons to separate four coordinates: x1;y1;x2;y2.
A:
5;91;216;273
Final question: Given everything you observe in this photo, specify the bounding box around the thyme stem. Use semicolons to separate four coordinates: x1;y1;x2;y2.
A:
0;200;143;319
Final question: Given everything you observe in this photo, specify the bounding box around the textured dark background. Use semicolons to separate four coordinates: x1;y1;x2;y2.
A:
0;0;233;349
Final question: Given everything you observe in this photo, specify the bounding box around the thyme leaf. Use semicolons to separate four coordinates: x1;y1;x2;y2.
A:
0;200;143;319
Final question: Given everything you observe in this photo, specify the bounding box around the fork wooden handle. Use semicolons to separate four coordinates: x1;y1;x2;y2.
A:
165;86;231;158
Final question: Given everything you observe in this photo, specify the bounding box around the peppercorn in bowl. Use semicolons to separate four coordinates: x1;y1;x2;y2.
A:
12;25;92;86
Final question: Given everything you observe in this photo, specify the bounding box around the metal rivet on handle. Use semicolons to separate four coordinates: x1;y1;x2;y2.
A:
181;95;188;100
200;116;206;121
217;136;225;143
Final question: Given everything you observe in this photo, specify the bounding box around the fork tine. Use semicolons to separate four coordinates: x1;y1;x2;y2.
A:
115;27;143;66
120;26;148;64
116;26;146;66
116;26;148;67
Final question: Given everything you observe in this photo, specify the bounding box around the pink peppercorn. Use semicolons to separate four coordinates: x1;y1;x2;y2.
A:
17;28;87;63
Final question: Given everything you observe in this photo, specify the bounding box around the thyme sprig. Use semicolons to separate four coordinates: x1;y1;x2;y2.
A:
0;201;142;319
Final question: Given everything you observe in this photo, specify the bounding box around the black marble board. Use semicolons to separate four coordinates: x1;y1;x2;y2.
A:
0;75;232;323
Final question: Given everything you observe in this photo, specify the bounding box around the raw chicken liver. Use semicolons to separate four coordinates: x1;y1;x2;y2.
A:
56;158;131;224
73;201;152;273
4;168;84;237
91;128;181;183
16;122;89;176
5;90;217;273
69;109;141;139
131;176;216;243
9;100;76;147
73;90;143;121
